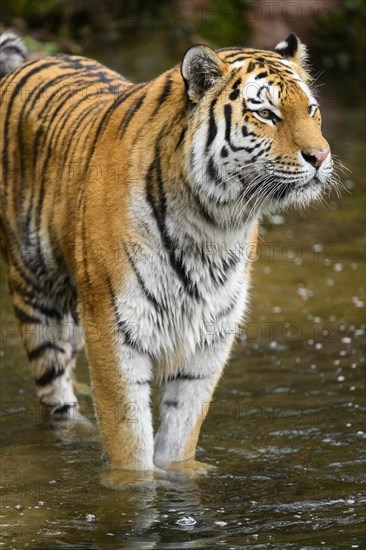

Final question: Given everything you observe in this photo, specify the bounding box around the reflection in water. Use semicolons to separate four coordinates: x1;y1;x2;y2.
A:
0;38;365;549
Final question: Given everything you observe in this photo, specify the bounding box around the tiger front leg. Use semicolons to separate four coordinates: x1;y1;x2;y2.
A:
79;291;155;471
154;341;232;468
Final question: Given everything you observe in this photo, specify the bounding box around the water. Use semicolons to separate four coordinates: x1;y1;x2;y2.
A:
0;43;365;549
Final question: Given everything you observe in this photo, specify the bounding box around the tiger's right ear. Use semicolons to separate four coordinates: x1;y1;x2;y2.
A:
181;45;226;103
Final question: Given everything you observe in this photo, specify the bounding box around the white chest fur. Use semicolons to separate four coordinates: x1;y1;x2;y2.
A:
115;193;257;374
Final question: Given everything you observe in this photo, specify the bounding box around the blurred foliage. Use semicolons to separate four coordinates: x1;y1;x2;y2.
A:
0;0;177;53
313;0;365;74
311;0;366;103
1;0;365;99
196;0;253;47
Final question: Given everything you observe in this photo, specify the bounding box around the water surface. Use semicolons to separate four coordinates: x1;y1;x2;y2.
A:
0;45;365;549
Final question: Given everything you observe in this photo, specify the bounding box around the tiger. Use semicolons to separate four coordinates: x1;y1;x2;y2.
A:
0;31;334;471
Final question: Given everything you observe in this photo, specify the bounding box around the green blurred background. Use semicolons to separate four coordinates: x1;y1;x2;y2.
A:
0;0;365;99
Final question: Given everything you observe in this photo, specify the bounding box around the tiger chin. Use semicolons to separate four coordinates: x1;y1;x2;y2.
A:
0;31;334;471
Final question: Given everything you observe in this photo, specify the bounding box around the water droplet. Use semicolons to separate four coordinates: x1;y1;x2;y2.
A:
176;516;197;526
269;214;285;225
352;296;364;308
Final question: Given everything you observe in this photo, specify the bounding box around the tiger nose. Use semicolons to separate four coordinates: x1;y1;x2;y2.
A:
301;149;330;169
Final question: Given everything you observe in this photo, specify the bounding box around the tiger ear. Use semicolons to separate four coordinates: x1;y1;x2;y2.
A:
181;45;226;103
274;33;308;69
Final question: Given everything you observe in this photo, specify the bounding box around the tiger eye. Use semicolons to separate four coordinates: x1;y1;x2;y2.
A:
257;109;270;118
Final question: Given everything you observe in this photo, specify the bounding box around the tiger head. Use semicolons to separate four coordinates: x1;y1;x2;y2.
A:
181;34;334;220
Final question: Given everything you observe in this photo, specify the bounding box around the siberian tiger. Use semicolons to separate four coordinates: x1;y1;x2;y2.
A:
0;31;333;471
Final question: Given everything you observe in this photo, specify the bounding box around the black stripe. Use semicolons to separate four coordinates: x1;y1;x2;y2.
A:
35;365;65;387
104;273;143;351
216;292;240;318
1;45;26;58
0;37;18;48
28;342;65;361
190;188;217;226
118;91;146;138
2;61;61;207
175;126;187;150
26;76;93;247
224;104;246;153
222;50;244;60
243;142;262;154
163;400;179;407
11;283;63;320
247;61;256;73
229;89;240;101
117;318;141;350
167;372;204;382
13;305;42;324
87;83;145;163
224;103;232;143
7;249;44;295
255;71;269;80
61;93;111;164
155;74;173;111
207;157;225;188
124;245;162;311
242;126;256;138
206;98;218;150
32;75;107;274
53;404;72;415
251;144;270;162
145;137;199;299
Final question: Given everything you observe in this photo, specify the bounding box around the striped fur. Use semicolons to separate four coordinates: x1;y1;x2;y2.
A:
0;33;333;470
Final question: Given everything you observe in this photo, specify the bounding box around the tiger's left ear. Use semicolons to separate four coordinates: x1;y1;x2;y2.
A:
274;33;308;69
181;45;227;103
